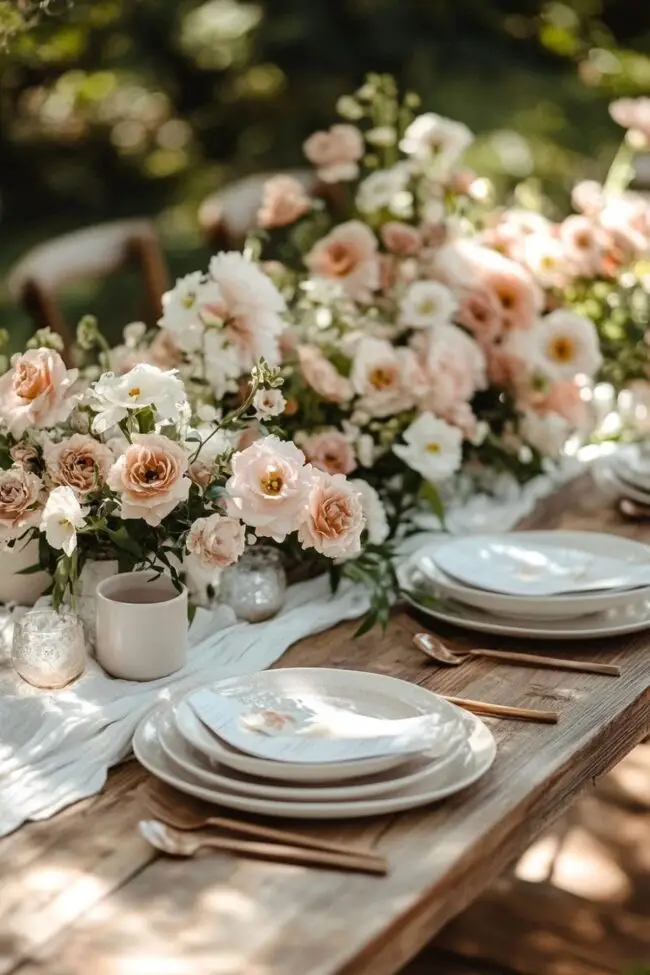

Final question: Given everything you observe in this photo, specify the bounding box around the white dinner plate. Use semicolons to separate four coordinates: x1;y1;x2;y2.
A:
433;531;649;597
133;705;496;819
410;535;650;620
174;668;466;784
158;702;472;802
616;444;650;491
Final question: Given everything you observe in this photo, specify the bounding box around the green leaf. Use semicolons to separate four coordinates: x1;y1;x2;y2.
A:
106;526;142;558
418;481;445;525
187;602;197;626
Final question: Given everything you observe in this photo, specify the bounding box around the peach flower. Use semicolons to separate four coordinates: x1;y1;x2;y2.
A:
559;215;602;277
609;97;650;147
186;513;246;570
0;349;78;438
10;442;40;471
298;472;363;559
350;337;424;418
417;323;486;418
456;288;503;343
305;221;380;301
298;430;356;476
303;124;364;183
107;433;190;526
0;465;44;543
297;345;352;403
380;221;422;256
257;175;311;229
529;380;588;429
226;435;314;543
44;434;114;498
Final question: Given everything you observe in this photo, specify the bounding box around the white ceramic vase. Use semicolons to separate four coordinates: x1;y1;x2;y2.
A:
95;570;188;681
0;537;50;606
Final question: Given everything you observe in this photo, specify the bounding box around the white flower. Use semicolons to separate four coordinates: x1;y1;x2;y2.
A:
520;233;568;289
399;281;457;329
123;321;147;348
511;311;603;383
392;412;463;483
253;388;286;420
400;113;473;173
202;330;242;401
350;337;423;417
158;271;223;353
88;364;188;434
520;410;571;460
40;486;87;557
350;479;389;544
355;165;411;215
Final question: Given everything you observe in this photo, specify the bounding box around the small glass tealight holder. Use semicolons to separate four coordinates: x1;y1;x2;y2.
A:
218;546;287;623
12;608;86;689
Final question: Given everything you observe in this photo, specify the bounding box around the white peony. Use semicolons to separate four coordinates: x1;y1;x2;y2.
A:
356;164;411;215
399;281;457;329
88;364;188;434
350;479;389;544
158;271;223;353
400;113;473;173
40;485;87;557
393;412;463;483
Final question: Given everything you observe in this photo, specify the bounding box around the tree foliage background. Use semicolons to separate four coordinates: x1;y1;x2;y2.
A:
0;0;649;344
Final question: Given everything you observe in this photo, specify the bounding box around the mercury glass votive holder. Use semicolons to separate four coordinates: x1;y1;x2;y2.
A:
218;546;287;623
12;608;86;689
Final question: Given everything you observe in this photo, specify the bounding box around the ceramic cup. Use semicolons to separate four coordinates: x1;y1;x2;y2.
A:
95;571;188;681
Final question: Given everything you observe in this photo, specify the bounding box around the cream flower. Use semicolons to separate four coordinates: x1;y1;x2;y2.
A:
355;165;411;215
40;485;87;557
520;409;571;460
298;472;364;559
571;180;604;217
298;429;357;476
107;433;190;526
226;435;314;543
350;337;423;418
532;310;602;382
44;434;114;498
303;124;364;183
399;281;457;329
520;231;568;289
253;388;286;420
559;215;603;277
186;513;246;570
0;465;43;543
304;221;380;302
88;364;188;434
418;323;487;416
257;175;311;229
400;113;473;172
0;349;78;439
350;479;389;544
297;345;352;403
158;271;224;353
392;413;463;483
609;97;650;147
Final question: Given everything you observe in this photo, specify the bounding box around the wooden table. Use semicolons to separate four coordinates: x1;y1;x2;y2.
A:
1;475;649;975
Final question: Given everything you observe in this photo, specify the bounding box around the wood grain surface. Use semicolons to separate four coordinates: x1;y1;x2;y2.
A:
1;473;649;975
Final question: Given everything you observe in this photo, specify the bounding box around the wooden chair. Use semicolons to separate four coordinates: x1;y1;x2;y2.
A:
198;169;322;247
8;219;169;363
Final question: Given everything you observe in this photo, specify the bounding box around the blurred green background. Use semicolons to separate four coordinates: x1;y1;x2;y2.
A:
1;0;649;350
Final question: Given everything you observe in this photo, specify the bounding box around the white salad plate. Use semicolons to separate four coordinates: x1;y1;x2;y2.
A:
133;705;496;819
174;668;465;784
157;703;471;802
410;533;650;620
433;531;650;598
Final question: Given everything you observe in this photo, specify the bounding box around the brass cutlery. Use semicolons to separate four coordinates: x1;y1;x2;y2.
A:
414;632;621;677
139;819;388;875
439;695;558;724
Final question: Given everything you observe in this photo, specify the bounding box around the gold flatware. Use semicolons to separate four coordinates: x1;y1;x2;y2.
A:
414;632;621;677
440;695;559;724
139;819;388;875
139;780;385;866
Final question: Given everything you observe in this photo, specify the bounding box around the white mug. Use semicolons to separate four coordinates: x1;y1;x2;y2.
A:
95;571;188;681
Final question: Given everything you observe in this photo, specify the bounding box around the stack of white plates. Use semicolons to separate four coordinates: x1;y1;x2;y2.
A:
400;530;650;640
599;444;650;506
133;669;496;819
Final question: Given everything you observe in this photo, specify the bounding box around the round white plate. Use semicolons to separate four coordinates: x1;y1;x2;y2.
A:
616;444;650;491
133;706;496;819
433;531;648;598
174;668;465;784
400;556;650;640
409;535;650;620
158;702;471;802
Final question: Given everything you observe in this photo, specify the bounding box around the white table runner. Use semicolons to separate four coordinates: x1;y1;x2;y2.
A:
0;460;583;838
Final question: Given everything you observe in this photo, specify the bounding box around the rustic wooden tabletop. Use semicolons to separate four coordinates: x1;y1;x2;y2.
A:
1;474;649;975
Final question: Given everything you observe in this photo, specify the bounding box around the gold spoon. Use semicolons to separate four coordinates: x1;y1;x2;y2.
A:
413;632;621;677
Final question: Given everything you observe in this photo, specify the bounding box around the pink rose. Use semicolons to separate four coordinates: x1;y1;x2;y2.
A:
226;435;314;543
0;349;78;438
417;323;486;417
529;380;588;429
303;124;364;183
107;433;190;526
186;513;246;569
350;337;425;418
257;175;311;229
298;472;363;559
0;465;44;543
44;434;114;498
609;97;650;147
456;288;503;343
559;215;602;277
297;345;352;403
10;442;40;471
298;430;356;476
380;222;422;256
305;221;380;302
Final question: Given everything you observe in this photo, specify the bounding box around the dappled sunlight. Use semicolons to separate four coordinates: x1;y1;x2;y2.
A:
515;833;563;883
546;826;631;902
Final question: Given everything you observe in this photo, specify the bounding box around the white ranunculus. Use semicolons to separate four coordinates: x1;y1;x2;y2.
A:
399;281;457;329
400;113;473;173
158;271;224;353
392;412;463;483
88;363;189;434
40;486;87;557
350;479;389;544
355;165;411;215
